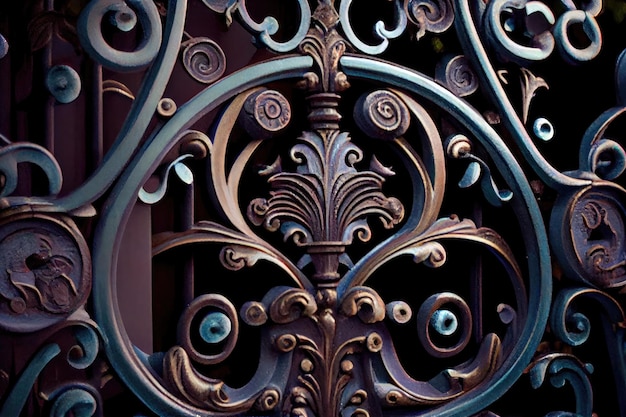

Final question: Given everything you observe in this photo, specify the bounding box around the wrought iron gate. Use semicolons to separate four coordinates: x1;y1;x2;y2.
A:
1;0;626;415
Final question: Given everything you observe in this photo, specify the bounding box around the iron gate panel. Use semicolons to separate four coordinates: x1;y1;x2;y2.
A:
0;1;625;416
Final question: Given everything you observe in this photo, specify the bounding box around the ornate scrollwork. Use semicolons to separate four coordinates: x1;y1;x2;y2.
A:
181;37;226;84
528;354;594;416
202;0;311;53
139;130;210;204
0;143;62;198
72;1;558;416
435;54;479;98
248;128;404;281
299;2;350;95
48;385;101;417
481;0;603;65
77;0;162;72
339;0;407;55
445;134;513;206
354;90;410;140
404;0;454;40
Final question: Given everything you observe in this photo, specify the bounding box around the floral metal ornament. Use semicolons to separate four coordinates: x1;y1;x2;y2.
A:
1;0;626;416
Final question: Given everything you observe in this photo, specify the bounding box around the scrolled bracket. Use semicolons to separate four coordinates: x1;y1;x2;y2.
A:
354;90;410;141
404;0;454;40
435;54;479;98
528;353;594;416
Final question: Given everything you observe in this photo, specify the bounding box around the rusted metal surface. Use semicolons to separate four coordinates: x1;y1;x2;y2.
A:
0;1;626;416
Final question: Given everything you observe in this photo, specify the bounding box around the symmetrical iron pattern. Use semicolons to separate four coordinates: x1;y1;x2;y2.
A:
1;0;626;416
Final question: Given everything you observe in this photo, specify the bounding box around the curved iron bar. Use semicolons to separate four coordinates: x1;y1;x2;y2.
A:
0;344;61;417
452;0;589;190
91;49;552;415
56;0;188;212
92;56;313;417
340;54;551;417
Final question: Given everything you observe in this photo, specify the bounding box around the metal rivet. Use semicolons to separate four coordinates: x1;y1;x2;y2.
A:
533;117;554;141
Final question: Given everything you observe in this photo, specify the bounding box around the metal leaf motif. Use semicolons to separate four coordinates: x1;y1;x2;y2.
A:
248;130;403;247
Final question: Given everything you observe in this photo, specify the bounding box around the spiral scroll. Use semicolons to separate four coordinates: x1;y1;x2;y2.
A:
78;0;162;71
354;90;410;140
435;55;478;98
181;37;226;84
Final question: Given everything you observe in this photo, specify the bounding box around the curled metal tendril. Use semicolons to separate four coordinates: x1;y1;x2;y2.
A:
588;139;626;180
235;0;311;53
78;0;162;72
219;245;269;270
139;131;210;204
529;354;594;416
445;134;513;206
405;0;454;40
554;5;602;64
177;294;239;365
483;0;602;64
256;389;280;411
339;0;407;55
340;287;386;323
266;286;317;324
354;90;410;140
275;334;297;352
550;288;625;347
0;344;60;416
0;142;62;197
49;386;101;417
68;325;100;370
408;241;447;268
580;105;626;180
435;55;478;97
182;37;226;84
416;292;472;357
